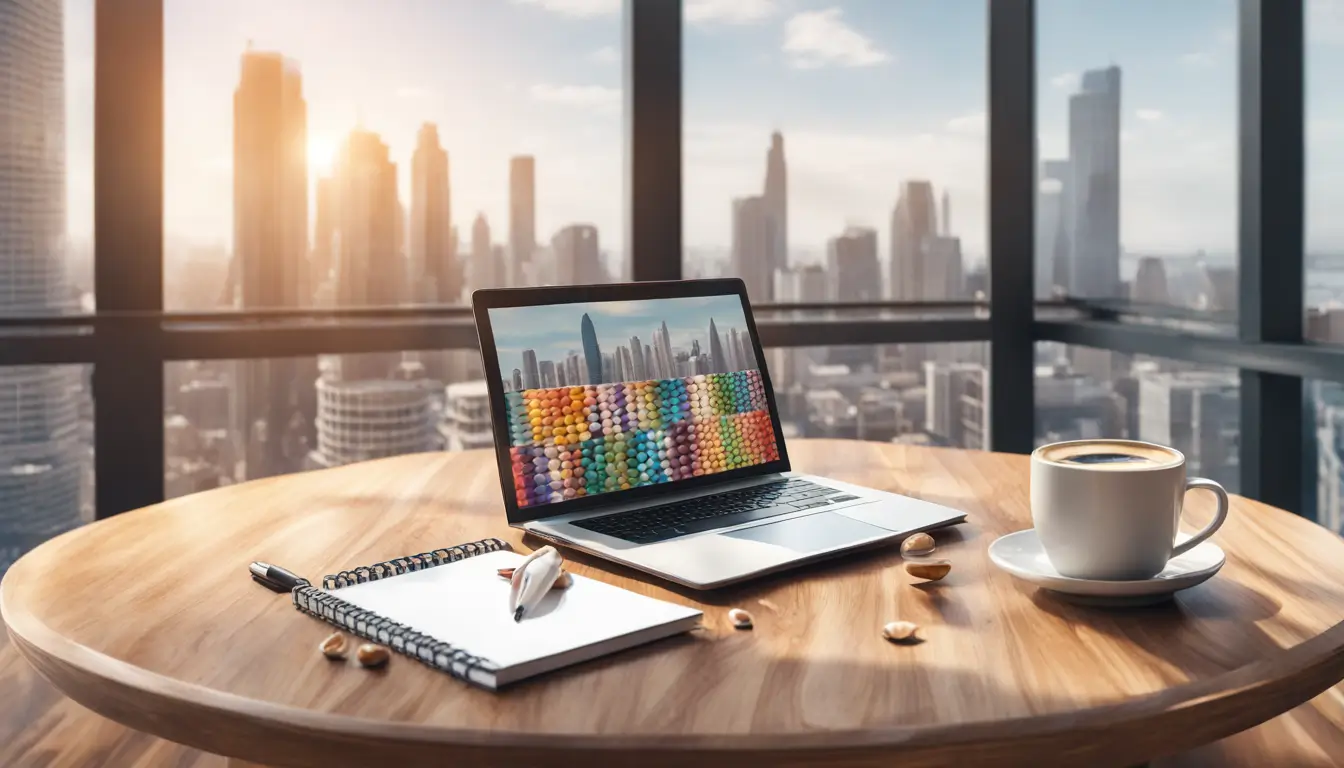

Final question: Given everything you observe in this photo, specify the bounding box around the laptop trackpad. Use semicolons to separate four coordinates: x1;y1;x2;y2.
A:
724;511;886;554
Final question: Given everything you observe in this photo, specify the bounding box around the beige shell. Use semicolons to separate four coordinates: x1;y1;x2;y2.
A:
356;643;391;668
882;620;920;642
552;571;574;590
905;559;952;581
900;532;937;558
319;632;348;660
728;608;754;629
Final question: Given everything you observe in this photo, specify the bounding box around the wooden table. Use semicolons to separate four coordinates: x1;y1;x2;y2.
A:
4;440;1344;768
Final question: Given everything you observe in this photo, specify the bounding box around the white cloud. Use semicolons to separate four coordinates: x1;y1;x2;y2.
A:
1050;72;1079;91
783;8;890;70
529;83;621;111
686;0;777;24
946;112;986;136
1136;109;1164;122
589;45;619;65
515;0;619;18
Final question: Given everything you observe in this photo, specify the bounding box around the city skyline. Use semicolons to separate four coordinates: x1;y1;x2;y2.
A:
54;0;1344;266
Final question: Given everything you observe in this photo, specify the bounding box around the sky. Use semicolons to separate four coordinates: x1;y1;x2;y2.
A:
489;294;750;374
59;0;1344;271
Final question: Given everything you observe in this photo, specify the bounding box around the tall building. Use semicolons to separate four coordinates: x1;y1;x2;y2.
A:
630;336;647;380
1137;371;1240;491
828;226;881;302
554;225;601;285
890;181;938;301
232;49;310;480
581;313;602;385
941;189;952;236
921;235;964;300
1036;159;1071;298
771;265;829;389
0;0;87;571
763;131;787;293
732;196;774;302
1068;66;1122;299
440;381;494;451
1132;256;1170;304
522;350;540;390
308;378;439;469
334;128;401;381
924;361;989;450
509;156;536;288
312;176;336;300
409;123;453;303
470;213;494;290
709;319;727;374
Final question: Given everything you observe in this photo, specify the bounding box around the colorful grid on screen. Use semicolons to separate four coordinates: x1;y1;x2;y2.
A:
503;369;779;508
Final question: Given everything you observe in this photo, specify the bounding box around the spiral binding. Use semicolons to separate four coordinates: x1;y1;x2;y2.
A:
291;537;511;687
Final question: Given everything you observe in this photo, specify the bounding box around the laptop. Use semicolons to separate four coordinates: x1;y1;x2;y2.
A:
472;279;966;590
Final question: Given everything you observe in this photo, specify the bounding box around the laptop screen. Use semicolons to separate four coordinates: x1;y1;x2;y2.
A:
486;293;784;512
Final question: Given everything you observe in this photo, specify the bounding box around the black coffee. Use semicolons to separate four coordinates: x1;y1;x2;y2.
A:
1062;452;1153;466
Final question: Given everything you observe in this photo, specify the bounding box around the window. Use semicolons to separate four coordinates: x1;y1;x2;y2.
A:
770;343;989;448
1311;380;1344;532
1035;343;1240;493
1306;0;1344;342
1036;0;1237;313
683;1;987;304
163;0;625;311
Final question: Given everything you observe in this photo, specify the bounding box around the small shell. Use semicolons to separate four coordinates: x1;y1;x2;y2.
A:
900;532;937;558
552;571;574;590
905;559;952;581
356;643;391;668
497;567;516;580
882;620;920;642
728;608;754;629
319;632;348;660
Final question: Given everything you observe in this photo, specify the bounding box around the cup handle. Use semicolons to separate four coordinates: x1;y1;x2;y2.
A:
1172;477;1230;558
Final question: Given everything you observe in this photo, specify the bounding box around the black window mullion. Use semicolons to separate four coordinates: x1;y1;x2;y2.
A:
988;0;1036;454
1237;0;1305;511
93;0;165;517
625;0;682;282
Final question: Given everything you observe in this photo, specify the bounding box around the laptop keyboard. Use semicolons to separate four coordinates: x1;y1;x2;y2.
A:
572;479;852;544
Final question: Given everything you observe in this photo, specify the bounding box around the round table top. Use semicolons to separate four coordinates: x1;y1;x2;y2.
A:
5;440;1344;768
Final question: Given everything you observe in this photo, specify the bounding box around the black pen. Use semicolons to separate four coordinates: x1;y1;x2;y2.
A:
249;561;308;593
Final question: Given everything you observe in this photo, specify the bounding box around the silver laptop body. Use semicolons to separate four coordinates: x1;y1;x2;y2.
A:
473;279;966;590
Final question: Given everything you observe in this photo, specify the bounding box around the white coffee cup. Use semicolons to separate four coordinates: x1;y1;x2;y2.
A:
1030;439;1230;581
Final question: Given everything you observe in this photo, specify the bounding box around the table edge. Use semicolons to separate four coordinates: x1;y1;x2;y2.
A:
7;567;1344;767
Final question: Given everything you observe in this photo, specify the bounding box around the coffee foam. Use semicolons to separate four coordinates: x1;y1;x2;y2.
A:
1036;440;1181;470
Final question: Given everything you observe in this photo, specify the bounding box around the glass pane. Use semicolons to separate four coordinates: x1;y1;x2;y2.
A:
164;1;624;311
1;0;93;314
0;364;94;575
1311;381;1344;531
1036;0;1237;314
1307;1;1344;341
769;343;988;447
1035;342;1240;493
684;1;987;303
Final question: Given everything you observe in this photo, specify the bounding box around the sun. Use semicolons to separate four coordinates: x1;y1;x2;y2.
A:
308;134;337;176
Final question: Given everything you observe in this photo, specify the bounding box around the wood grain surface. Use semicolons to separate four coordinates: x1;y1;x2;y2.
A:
3;440;1344;768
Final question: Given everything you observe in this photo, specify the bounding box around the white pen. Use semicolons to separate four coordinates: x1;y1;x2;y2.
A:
509;546;564;622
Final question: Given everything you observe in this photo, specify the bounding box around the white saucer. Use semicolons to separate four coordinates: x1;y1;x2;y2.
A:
988;529;1225;606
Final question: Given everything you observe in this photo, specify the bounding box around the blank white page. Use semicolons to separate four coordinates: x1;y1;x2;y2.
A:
329;550;701;671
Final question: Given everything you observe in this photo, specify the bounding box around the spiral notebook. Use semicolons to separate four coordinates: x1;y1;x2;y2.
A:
291;538;702;689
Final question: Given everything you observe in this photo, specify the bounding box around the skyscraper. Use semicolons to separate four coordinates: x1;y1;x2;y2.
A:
1068;66;1122;299
763;131;788;291
522;349;540;390
655;322;674;380
410;123;453;303
828;227;881;302
709;319;727;374
334;128;401;381
732;196;774;302
581;313;602;384
509;156;536;288
921;235;964;300
233;49;309;479
890;181;938;301
941;189;952;236
312;176;336;300
1132;256;1170;304
554;224;601;285
471;213;494;290
0;0;85;572
630;336;646;380
1036;159;1071;299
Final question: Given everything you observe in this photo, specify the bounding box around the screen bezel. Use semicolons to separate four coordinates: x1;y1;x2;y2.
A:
472;278;793;525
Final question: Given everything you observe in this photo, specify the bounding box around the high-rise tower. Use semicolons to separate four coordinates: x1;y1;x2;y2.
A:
410;123;453;303
763;131;787;294
233;49;309;479
889;181;938;301
732;196;773;302
509;156;536;288
581;313;603;385
471;213;494;290
0;0;85;572
1068;66;1122;299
